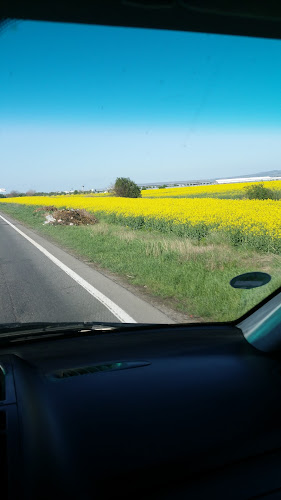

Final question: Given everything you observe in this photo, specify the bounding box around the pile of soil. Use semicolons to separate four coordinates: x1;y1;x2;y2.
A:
40;208;98;226
35;205;57;212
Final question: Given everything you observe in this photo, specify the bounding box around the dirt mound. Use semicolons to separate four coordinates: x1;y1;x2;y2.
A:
42;208;98;226
35;205;57;212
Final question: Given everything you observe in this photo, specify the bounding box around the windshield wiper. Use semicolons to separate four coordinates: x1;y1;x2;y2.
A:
0;321;192;344
0;321;164;343
0;321;152;342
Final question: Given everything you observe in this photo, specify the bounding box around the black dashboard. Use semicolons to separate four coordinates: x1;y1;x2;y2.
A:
2;324;281;499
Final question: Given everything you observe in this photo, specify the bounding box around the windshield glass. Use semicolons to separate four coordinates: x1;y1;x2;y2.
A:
1;20;281;326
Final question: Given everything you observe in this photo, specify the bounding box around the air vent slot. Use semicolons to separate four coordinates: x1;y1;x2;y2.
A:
51;361;150;379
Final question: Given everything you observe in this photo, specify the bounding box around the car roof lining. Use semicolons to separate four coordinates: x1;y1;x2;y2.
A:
1;1;281;40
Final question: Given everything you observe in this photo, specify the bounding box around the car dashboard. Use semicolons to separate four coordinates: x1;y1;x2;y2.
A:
2;324;281;499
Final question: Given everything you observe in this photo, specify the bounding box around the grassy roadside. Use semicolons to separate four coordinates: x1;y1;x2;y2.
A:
1;202;281;322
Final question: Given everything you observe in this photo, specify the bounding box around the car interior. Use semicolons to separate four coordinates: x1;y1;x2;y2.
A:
1;1;281;499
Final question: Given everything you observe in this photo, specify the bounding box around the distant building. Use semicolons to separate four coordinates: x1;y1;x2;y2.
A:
137;175;281;190
216;176;281;184
138;180;213;189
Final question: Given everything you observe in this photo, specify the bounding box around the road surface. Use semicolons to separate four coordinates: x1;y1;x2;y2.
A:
0;212;173;325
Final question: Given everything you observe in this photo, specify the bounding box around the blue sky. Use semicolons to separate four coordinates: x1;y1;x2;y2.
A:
1;21;281;192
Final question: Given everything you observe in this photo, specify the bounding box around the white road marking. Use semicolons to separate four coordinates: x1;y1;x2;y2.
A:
0;214;136;323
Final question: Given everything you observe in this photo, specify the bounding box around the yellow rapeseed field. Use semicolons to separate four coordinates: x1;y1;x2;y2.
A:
141;180;281;198
1;195;281;247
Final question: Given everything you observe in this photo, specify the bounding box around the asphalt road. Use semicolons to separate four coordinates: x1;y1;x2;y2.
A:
0;212;173;325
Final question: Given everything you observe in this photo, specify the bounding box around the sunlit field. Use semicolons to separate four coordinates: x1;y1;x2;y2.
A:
1;192;281;252
1;199;281;322
2;180;281;320
141;180;281;198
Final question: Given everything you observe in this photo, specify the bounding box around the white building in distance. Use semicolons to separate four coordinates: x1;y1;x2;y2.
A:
216;176;281;184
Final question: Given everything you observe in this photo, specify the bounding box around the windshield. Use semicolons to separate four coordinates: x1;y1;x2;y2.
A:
0;20;281;327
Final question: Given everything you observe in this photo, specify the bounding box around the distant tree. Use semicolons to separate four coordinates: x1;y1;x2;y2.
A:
158;184;167;189
113;177;141;198
7;190;20;197
0;194;6;198
74;190;79;195
26;189;36;196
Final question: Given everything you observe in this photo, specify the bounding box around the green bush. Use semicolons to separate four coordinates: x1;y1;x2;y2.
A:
244;183;276;200
113;177;141;198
